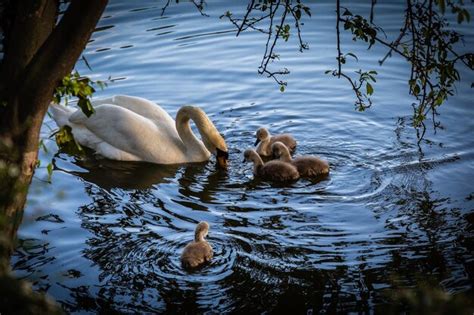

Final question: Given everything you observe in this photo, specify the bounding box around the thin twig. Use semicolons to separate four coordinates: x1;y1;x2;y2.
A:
237;0;255;36
336;0;342;77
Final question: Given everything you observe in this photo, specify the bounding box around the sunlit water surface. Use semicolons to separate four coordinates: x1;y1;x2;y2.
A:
12;1;474;313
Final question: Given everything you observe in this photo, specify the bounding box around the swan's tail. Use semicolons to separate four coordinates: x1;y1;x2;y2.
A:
49;103;75;127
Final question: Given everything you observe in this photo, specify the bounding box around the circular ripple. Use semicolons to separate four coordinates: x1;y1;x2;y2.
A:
120;231;252;285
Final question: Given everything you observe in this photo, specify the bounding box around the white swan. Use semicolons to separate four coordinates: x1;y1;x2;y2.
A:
50;95;228;167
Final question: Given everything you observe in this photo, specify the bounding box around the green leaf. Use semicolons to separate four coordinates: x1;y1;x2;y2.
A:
295;9;301;20
346;52;359;61
39;139;48;153
413;84;420;95
366;82;374;95
47;163;53;183
303;7;311;17
464;9;471;23
280;85;285;92
55;126;84;155
78;98;95;117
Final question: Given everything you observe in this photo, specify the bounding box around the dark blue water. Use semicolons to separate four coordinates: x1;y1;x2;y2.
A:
12;1;474;313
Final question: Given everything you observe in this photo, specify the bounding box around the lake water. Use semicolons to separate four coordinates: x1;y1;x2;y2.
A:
12;1;474;313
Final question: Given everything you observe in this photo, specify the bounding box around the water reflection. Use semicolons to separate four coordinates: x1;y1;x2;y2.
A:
13;115;468;312
53;154;180;190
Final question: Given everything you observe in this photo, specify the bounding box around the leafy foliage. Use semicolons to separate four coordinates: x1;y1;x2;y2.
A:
53;71;106;117
45;70;106;180
221;0;310;90
337;0;473;140
54;125;84;155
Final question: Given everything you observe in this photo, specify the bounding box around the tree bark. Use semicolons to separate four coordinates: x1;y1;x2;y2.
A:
0;0;108;269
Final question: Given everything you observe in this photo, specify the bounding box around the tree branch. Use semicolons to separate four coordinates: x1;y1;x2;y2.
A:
21;0;108;113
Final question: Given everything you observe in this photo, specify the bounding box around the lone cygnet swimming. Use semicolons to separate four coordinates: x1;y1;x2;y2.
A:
243;149;299;182
272;141;329;177
255;127;296;157
181;221;213;269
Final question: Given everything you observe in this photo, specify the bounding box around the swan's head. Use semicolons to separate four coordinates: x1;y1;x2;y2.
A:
201;121;228;168
195;221;210;241
193;107;228;168
254;127;270;146
205;133;228;169
271;141;290;159
178;106;229;168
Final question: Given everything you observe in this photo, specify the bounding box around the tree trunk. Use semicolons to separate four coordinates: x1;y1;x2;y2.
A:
0;0;108;272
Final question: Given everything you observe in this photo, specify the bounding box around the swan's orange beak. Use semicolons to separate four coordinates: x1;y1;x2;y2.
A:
216;148;229;169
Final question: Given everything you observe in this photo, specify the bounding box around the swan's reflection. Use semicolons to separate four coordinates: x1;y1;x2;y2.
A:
54;153;186;190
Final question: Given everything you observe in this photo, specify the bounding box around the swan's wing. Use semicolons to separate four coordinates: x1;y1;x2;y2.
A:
92;95;175;130
69;104;183;163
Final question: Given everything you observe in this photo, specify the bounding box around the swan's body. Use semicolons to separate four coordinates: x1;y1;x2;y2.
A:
255;127;296;157
243;149;299;182
181;221;213;269
272;141;329;177
50;95;228;166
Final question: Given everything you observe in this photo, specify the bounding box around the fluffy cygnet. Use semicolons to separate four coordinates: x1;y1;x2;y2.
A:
243;149;299;182
271;141;329;177
255;127;297;157
181;221;213;269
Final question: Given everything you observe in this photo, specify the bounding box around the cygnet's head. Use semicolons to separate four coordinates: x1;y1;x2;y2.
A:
254;127;270;146
195;221;210;241
271;141;290;159
243;149;256;163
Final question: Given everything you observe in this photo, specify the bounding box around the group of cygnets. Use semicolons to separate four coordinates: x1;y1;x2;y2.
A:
181;127;330;269
244;127;330;182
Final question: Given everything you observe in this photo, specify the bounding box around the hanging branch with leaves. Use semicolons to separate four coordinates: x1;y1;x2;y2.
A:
326;0;378;112
221;0;310;91
339;0;473;140
223;0;472;141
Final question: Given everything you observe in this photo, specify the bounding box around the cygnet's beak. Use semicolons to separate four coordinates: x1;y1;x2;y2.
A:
254;138;261;146
216;148;229;169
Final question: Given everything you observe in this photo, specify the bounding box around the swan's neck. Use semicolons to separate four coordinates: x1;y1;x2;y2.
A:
252;154;264;175
175;107;212;158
